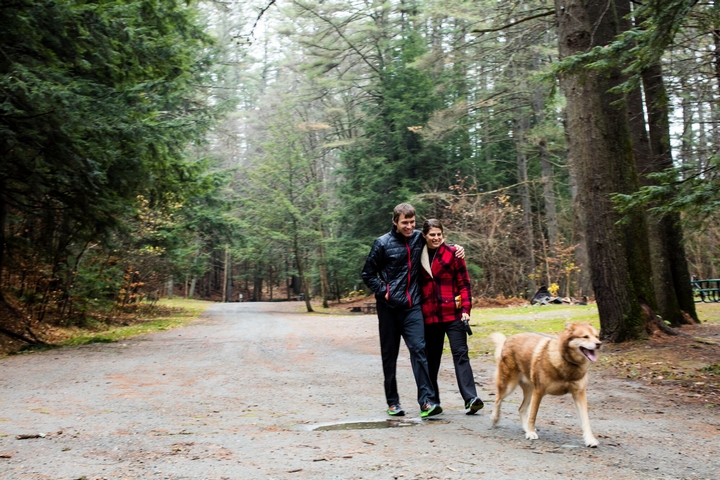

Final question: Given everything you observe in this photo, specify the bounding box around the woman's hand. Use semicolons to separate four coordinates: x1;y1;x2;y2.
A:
461;312;470;321
455;244;465;259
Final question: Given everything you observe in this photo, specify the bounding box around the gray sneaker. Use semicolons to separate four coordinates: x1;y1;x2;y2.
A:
387;404;405;416
420;402;443;418
465;397;484;415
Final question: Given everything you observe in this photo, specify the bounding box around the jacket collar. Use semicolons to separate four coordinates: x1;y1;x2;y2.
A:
421;242;447;278
391;224;416;241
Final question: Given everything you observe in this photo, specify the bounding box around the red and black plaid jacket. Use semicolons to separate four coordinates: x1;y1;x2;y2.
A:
420;243;472;324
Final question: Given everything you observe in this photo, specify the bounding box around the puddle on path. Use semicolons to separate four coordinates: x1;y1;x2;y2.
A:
297;418;449;431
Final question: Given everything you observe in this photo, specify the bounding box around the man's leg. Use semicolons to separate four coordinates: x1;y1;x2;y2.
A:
401;306;437;407
446;319;478;403
377;301;402;407
424;322;446;405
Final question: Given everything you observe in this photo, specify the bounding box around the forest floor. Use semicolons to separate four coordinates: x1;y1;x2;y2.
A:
1;300;718;479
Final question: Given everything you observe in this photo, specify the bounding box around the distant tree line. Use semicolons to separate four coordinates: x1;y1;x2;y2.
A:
215;0;718;340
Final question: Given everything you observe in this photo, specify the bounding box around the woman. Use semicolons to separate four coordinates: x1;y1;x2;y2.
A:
420;219;484;415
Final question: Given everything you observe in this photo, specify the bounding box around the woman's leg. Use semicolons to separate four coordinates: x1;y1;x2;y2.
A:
446;319;478;403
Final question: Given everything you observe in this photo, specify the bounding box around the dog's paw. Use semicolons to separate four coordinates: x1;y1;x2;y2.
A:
525;431;538;440
585;436;598;448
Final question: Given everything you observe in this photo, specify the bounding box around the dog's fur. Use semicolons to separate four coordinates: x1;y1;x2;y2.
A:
489;323;602;447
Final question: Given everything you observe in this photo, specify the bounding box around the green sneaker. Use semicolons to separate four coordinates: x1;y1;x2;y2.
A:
420;402;442;418
387;404;405;416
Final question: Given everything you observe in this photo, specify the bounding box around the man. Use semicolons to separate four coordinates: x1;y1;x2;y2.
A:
362;203;459;418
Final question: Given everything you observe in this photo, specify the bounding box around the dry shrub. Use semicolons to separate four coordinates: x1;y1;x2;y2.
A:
418;178;529;297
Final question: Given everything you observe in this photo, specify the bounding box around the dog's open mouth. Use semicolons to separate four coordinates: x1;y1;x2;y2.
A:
580;347;598;362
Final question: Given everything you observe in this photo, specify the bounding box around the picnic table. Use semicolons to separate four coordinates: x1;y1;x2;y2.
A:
691;278;720;303
361;302;377;314
349;302;377;314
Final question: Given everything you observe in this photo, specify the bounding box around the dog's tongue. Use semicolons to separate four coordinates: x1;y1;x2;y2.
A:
581;347;598;362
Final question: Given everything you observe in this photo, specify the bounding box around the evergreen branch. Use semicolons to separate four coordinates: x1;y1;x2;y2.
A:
292;2;381;76
551;0;700;92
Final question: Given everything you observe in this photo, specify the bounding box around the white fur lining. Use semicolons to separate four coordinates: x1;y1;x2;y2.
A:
421;245;433;278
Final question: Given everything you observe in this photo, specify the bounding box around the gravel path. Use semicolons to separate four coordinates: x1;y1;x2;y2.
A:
0;302;717;479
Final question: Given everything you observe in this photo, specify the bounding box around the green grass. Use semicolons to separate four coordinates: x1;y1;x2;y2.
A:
468;304;600;355
467;301;720;356
57;298;213;347
695;302;720;323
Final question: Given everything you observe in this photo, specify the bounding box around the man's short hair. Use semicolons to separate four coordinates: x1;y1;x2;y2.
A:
393;203;416;223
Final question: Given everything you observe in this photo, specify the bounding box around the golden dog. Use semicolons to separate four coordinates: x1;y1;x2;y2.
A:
489;323;602;447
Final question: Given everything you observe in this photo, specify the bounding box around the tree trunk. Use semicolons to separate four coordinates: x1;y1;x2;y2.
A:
697;96;709;172
0;181;6;302
515;116;537;299
555;0;656;342
679;77;693;168
714;26;720;97
222;247;229;302
317;231;330;308
294;245;313;313
189;278;196;298
626;72;682;326
566;116;593;297
532;80;560;251
641;63;699;324
225;259;233;303
292;220;313;312
253;264;263;302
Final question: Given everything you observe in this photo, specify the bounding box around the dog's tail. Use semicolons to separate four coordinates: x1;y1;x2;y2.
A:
488;332;506;362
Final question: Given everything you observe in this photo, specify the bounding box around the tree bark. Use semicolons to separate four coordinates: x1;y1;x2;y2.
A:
0;180;6;303
555;0;656;342
565;115;593;297
625;69;683;326
641;63;699;324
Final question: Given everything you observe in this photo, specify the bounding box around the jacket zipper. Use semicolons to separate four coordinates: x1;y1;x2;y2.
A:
405;239;412;307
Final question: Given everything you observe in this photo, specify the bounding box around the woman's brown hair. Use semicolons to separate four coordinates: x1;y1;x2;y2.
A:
422;218;444;235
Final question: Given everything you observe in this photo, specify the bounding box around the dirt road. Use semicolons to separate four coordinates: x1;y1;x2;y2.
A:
0;302;717;479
